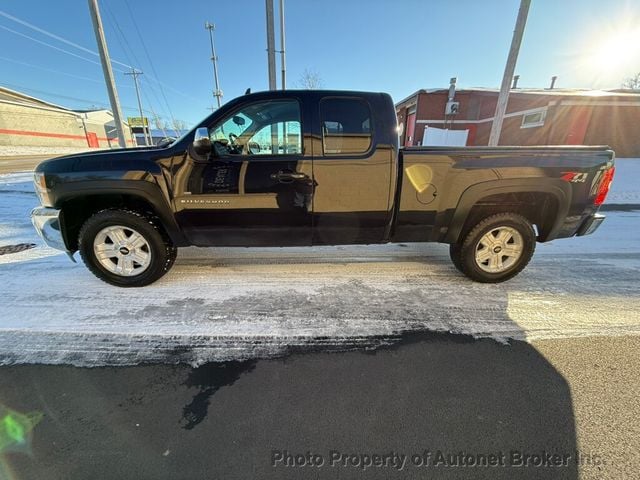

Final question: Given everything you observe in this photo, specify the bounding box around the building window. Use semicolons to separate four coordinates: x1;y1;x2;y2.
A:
320;98;372;155
521;108;547;128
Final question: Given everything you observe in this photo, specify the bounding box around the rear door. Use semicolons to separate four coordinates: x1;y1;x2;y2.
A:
311;96;392;244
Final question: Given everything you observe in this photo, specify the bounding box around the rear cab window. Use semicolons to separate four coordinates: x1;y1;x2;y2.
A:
319;98;373;155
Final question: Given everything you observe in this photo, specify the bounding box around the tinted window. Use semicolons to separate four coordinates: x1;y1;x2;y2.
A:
320;98;372;155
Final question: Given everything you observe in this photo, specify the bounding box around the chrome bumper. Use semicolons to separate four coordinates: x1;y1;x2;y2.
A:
576;213;605;236
31;207;68;252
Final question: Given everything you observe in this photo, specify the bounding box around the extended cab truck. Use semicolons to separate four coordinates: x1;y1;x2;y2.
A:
31;90;615;287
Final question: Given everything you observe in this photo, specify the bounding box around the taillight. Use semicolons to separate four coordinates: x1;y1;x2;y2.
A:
594;167;615;206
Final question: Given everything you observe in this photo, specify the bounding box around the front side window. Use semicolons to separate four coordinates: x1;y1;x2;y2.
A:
208;100;301;155
320;98;372;155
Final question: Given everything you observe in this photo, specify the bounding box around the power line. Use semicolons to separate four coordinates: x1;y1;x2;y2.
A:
0;24;114;70
122;0;181;128
0;81;167;116
0;6;191;130
0;9;132;69
101;2;143;69
0;8;193;101
0;55;118;85
101;1;178;136
1;82;107;109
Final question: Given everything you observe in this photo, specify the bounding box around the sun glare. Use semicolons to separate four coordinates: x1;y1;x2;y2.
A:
588;29;640;70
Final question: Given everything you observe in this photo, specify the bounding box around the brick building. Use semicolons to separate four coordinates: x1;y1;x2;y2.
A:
396;86;640;157
0;86;134;149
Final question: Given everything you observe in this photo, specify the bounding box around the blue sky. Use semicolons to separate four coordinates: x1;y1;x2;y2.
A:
1;0;639;128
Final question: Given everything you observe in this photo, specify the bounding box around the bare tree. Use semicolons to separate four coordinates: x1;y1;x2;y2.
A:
171;119;187;131
296;68;323;89
622;72;640;89
153;114;165;130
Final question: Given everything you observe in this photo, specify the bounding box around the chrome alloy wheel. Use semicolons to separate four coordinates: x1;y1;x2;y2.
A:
474;226;524;273
93;225;152;277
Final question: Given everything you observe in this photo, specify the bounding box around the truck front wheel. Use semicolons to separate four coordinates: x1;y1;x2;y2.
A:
454;212;536;283
78;209;177;287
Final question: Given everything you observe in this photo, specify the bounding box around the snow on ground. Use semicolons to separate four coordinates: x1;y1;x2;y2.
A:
0;172;60;264
0;161;638;366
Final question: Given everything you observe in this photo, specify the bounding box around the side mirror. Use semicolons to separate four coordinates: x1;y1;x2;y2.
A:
192;127;211;155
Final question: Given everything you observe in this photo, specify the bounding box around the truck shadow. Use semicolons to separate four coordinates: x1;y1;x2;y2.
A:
0;330;580;479
171;331;579;479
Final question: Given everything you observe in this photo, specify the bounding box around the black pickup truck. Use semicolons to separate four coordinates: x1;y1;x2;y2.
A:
31;90;615;287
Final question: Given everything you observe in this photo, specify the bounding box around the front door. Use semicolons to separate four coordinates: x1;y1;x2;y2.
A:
173;98;313;246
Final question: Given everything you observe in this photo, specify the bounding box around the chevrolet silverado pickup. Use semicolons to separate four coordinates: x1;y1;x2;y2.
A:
31;90;615;287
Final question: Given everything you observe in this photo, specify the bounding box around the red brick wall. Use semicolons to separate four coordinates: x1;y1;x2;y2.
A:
398;90;640;155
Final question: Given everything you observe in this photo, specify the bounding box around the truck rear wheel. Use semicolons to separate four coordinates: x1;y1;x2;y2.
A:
456;212;536;283
78;209;177;287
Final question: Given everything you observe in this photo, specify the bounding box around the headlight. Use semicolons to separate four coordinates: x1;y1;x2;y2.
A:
34;172;52;207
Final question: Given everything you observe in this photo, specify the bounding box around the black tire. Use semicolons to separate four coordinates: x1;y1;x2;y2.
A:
457;212;536;283
78;209;176;287
449;243;464;273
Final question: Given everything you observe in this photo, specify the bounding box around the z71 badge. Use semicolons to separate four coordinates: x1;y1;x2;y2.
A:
561;172;588;183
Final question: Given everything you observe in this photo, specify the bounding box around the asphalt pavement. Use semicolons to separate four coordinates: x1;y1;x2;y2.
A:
0;334;637;479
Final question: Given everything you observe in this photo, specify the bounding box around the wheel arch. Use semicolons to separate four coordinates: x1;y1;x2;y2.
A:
444;179;571;244
56;182;186;251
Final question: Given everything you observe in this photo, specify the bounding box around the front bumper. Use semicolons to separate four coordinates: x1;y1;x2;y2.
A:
576;213;605;236
31;207;68;252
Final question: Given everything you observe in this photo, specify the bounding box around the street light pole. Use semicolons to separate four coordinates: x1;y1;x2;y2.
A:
124;68;151;146
488;0;531;146
88;0;127;148
205;22;223;108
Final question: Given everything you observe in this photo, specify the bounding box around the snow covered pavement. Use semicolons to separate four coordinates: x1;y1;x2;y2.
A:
0;163;639;366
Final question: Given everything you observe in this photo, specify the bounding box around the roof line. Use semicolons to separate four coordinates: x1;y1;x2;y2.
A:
0;85;70;111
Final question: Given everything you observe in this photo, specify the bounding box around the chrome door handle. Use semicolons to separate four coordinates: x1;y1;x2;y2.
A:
270;171;308;182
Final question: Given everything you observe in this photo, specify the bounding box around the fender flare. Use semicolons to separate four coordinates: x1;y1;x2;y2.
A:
54;180;188;247
443;178;572;244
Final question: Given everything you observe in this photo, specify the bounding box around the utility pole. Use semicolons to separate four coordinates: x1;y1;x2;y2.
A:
488;0;531;146
265;0;277;153
278;0;287;150
265;0;277;91
124;68;151;146
88;0;127;148
205;22;223;108
278;0;286;89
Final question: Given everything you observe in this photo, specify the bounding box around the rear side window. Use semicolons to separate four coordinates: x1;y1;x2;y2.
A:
320;98;372;155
